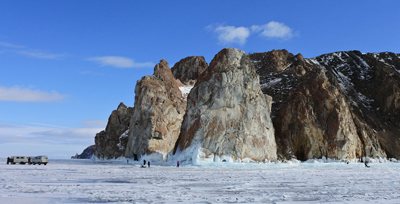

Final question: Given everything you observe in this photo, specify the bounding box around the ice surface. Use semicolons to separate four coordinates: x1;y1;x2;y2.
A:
1;158;400;203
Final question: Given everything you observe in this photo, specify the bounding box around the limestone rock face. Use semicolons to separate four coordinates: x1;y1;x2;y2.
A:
125;59;186;161
94;102;133;159
250;50;389;160
174;48;277;163
171;56;208;85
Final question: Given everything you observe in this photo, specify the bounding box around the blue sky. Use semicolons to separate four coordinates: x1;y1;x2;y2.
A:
1;1;399;158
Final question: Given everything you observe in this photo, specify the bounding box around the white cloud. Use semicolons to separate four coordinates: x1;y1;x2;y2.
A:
251;21;294;39
0;86;68;102
214;26;250;45
31;128;102;140
13;50;64;59
80;119;108;128
209;21;295;45
87;56;154;68
28;122;68;129
0;41;25;49
0;124;18;128
0;41;64;59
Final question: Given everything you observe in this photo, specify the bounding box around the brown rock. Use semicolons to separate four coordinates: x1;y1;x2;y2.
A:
250;50;386;160
94;102;134;159
171;56;208;85
124;59;186;161
315;51;400;159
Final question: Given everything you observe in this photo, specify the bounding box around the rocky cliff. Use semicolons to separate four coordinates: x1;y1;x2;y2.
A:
124;59;187;161
171;56;208;86
250;50;400;160
314;51;400;159
94;102;133;159
92;48;400;163
173;48;277;163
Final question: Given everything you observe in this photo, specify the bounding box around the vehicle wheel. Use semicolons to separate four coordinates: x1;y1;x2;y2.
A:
39;163;41;165
44;163;47;165
12;162;15;165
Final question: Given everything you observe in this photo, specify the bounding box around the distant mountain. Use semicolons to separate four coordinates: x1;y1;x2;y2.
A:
72;145;95;159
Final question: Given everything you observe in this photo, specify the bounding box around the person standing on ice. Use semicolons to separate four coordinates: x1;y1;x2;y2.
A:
143;160;146;166
177;161;180;167
364;160;370;168
148;161;150;168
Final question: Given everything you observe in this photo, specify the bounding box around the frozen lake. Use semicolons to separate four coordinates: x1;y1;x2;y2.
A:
1;158;400;204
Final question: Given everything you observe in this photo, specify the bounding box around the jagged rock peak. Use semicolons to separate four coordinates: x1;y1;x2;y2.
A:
171;56;208;85
154;59;173;81
153;59;181;89
251;49;313;80
94;102;134;159
173;48;277;163
125;59;186;161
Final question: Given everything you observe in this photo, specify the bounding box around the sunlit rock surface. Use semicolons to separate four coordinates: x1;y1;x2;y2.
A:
125;59;186;161
174;48;277;163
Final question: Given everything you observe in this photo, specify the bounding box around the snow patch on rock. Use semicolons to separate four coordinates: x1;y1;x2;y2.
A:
179;86;194;100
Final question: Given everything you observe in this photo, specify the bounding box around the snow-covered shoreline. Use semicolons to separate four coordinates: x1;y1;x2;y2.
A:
1;158;400;203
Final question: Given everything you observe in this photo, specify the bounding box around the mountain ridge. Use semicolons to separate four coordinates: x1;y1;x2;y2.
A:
92;48;400;162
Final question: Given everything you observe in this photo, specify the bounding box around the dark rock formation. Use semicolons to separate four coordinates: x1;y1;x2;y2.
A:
171;56;208;86
94;102;133;159
77;145;95;159
250;50;400;160
125;59;186;161
174;48;277;163
314;51;400;159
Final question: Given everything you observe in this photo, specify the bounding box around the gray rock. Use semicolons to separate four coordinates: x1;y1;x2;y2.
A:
174;48;277;163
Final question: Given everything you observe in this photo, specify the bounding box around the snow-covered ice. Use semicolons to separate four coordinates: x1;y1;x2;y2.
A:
1;158;400;203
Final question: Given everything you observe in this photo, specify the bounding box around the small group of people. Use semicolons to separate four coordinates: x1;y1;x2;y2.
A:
141;159;150;168
126;159;181;168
